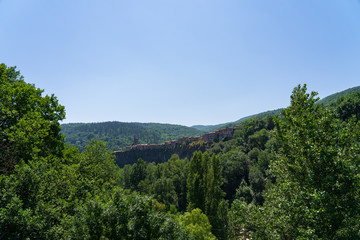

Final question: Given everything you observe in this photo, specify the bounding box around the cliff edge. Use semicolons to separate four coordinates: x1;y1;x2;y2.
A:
114;127;237;167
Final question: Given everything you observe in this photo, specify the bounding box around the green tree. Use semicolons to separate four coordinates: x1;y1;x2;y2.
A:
0;63;65;174
187;151;206;211
253;84;360;239
68;191;192;240
247;128;270;150
220;149;249;201
78;140;121;189
153;154;189;211
248;166;265;205
177;208;216;240
152;177;178;208
205;154;228;239
332;91;360;122
235;179;253;204
187;152;228;239
129;158;147;191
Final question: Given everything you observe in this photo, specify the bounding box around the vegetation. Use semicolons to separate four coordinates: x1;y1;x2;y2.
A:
318;85;360;106
192;109;282;132
117;85;360;239
61;122;203;152
231;85;360;239
0;64;194;239
0;64;65;174
194;85;360;133
2;63;360;239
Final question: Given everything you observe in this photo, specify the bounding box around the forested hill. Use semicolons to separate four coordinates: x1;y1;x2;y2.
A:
62;86;360;152
193;86;360;133
192;109;284;132
317;85;360;106
61;122;203;152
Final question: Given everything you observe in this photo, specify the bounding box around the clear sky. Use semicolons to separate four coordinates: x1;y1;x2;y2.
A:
1;0;359;126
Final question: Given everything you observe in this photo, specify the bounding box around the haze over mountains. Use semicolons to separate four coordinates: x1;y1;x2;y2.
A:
61;86;360;151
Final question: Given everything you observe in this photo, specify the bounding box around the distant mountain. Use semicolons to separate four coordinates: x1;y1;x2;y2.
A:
223;108;283;128
192;109;283;133
191;123;228;132
62;86;360;151
317;86;360;106
61;122;203;152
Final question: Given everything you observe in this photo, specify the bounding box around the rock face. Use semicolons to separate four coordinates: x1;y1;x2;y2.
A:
114;127;237;167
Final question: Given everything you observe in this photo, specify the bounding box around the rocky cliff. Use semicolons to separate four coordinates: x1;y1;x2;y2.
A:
114;127;237;167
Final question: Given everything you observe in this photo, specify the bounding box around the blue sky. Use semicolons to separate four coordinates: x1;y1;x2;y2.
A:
1;0;359;126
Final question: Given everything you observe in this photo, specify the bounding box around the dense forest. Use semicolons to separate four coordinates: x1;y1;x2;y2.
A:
62;86;360;152
1;63;360;239
61;122;203;152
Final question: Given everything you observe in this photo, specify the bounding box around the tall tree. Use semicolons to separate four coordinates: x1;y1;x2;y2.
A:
205;154;224;221
0;63;65;174
187;151;228;239
252;84;360;239
187;151;206;211
129;158;147;191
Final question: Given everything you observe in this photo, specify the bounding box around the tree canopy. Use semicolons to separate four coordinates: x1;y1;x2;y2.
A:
0;64;65;174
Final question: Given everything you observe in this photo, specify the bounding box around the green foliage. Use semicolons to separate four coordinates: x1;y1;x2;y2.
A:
78;139;121;188
247;128;270;150
177;208;216;240
153;154;189;211
235;179;253;204
193;109;281;133
220;150;249;201
61;122;203;151
129;158;148;191
224;109;281;130
204;116;276;207
0;65;192;239
0;63;65;174
229;199;257;239
152;177;178;207
68;191;191;240
250;84;360;239
187;152;207;211
331;91;360;122
187;151;228;239
248;166;265;205
7;63;360;239
0;141;191;239
317;85;360;106
197;85;360;134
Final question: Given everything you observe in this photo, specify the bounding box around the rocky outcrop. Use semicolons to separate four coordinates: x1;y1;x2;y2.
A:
114;127;237;167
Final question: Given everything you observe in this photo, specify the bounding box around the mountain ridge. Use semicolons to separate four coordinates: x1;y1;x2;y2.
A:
192;85;360;132
61;85;360;151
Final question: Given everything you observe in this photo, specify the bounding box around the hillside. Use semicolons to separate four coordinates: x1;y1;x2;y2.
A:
191;123;228;132
62;86;360;152
193;86;360;133
317;85;360;106
192;109;283;132
61;122;203;152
